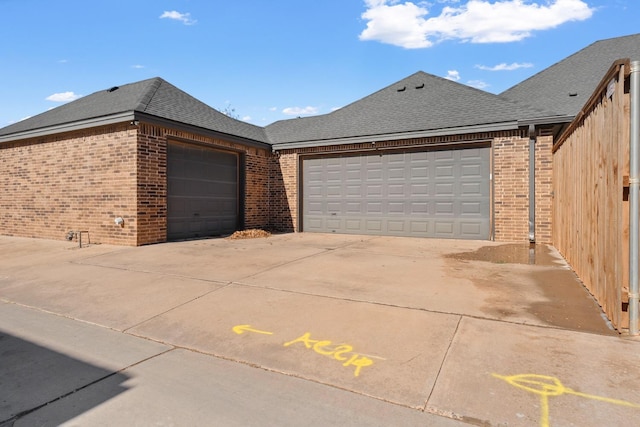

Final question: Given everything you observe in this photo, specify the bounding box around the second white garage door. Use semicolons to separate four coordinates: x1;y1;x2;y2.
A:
302;146;491;239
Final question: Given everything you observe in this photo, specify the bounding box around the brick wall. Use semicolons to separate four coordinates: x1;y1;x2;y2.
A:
535;135;553;243
493;136;530;242
136;132;167;245
272;131;550;242
0;122;272;246
0;124;139;245
270;152;298;231
492;134;553;243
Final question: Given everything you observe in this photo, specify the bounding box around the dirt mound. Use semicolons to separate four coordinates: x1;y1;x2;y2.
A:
227;229;271;239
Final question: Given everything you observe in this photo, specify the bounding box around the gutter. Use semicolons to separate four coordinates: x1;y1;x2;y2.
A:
271;121;520;151
0;112;136;144
630;60;640;335
528;124;536;243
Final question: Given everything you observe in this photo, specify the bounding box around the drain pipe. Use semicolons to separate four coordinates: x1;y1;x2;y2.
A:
630;60;640;336
529;124;536;243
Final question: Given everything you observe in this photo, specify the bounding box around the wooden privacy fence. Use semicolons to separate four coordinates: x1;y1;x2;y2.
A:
552;60;631;330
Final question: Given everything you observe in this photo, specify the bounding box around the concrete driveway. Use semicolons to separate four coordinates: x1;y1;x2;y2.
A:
2;233;639;426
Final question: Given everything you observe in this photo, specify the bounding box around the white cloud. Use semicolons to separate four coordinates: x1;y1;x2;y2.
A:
359;0;594;48
242;115;252;121
444;71;489;89
131;64;145;69
445;70;461;81
160;10;197;25
467;79;490;89
282;106;319;116
45;92;81;102
476;62;533;71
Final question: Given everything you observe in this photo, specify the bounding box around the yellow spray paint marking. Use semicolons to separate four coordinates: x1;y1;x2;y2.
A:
232;324;274;335
232;325;381;378
283;332;377;377
493;373;640;427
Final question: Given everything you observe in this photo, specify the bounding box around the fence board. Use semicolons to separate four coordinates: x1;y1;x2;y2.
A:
553;61;630;330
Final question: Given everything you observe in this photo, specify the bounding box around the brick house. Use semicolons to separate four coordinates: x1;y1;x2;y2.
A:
1;34;639;246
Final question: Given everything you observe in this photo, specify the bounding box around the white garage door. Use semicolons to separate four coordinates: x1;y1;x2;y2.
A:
302;146;491;239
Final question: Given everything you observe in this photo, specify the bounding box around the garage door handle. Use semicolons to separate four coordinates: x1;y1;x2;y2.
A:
193;213;200;216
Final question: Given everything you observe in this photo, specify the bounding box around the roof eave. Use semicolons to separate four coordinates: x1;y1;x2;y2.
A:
0;111;272;150
517;115;575;127
134;112;271;150
0;111;136;144
271;121;520;151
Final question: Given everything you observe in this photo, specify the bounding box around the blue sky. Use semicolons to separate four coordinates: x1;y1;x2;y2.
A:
1;0;638;127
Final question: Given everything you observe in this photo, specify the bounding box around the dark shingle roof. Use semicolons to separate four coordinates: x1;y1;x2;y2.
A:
501;33;640;117
265;71;562;146
0;77;268;144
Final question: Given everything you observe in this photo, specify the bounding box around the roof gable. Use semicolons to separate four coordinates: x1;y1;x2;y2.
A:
501;33;640;117
265;71;559;145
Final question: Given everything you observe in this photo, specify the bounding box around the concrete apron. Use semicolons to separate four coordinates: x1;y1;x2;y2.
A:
2;234;637;425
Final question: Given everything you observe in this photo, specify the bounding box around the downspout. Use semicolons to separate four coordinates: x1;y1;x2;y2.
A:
529;124;536;243
629;60;640;336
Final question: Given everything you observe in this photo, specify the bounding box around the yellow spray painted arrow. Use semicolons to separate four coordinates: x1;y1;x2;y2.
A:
232;324;274;335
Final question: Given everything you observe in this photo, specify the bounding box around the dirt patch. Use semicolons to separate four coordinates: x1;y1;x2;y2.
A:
226;229;271;240
445;243;561;266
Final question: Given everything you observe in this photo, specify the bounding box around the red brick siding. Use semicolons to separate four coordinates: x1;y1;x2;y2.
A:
270;152;298;231
0;122;272;246
136;132;167;245
0;124;139;245
535;135;553;243
493;136;530;241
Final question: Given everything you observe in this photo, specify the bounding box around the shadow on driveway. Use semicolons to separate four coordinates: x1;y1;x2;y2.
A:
0;330;129;426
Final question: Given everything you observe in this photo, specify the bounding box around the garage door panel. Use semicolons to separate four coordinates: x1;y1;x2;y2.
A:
461;182;482;195
434;221;455;237
387;220;406;232
366;185;383;196
388;184;405;196
411;166;429;178
460;221;484;237
435;202;454;215
461;164;482;178
460;201;482;215
302;146;490;239
345;219;362;231
411;202;429;213
365;220;383;232
388;201;405;214
327;201;341;212
167;143;239;240
410;221;429;233
410;183;428;195
435;183;454;196
346;202;362;214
